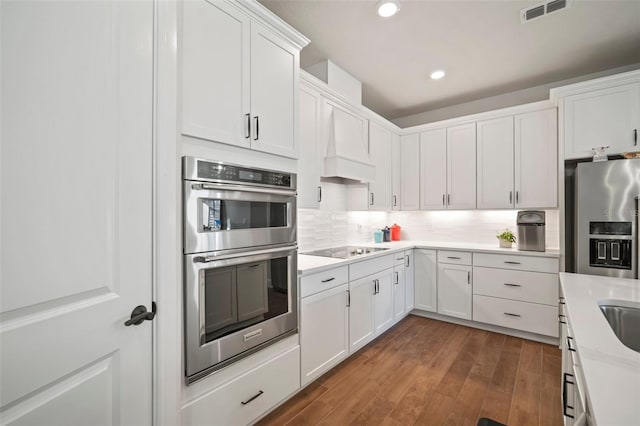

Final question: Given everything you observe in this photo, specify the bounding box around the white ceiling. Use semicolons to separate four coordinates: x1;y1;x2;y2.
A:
259;0;640;120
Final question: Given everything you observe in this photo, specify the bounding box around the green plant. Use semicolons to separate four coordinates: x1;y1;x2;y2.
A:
496;229;516;243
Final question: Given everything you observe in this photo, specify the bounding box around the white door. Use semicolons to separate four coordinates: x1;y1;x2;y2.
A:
400;134;421;210
374;271;394;335
368;121;392;210
393;265;406;322
1;1;153;424
348;276;375;353
564;82;640;159
391;133;402;210
447;123;477;209
300;284;349;386
420;129;447;210
250;22;299;158
298;85;322;208
404;251;415;312
181;0;250;148
515;108;558;208
414;250;437;313
437;263;472;320
476;116;514;209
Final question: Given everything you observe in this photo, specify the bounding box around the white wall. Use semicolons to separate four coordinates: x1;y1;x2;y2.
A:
298;208;559;252
392;63;640;128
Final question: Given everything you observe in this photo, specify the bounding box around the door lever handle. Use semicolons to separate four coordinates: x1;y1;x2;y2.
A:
124;302;156;326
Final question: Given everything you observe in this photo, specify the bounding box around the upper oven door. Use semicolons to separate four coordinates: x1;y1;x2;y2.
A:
184;181;297;254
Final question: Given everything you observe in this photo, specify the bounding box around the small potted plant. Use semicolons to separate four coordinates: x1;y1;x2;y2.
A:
497;229;516;248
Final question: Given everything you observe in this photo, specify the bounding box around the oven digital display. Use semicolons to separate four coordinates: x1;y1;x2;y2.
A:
239;170;262;182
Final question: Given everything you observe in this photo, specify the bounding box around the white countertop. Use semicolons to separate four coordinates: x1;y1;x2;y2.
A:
559;272;640;426
298;240;559;275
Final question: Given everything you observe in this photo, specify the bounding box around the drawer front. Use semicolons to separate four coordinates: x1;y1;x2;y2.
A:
473;295;559;337
182;345;300;426
393;251;407;266
300;266;349;298
437;250;472;266
473;267;558;305
473;252;558;273
350;254;394;281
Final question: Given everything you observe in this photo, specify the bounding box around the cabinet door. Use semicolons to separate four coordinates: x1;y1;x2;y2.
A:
250;23;299;158
393;265;406;322
477;116;514;209
391;133;401;210
414;250;437;312
182;0;250;148
515;108;558;208
404;250;415;311
349;275;375;353
447;123;477;209
298;85;322;208
369;121;393;210
420;129;447;210
300;283;349;386
437;263;472;320
564;82;640;159
400;134;421;210
374;270;395;335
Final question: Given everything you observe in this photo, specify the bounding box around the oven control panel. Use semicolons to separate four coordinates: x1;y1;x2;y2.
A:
193;159;293;189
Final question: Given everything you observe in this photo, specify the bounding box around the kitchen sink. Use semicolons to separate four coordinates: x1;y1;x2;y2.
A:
599;302;640;353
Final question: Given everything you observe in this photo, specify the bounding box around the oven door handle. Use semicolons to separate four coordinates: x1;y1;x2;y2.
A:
193;245;296;263
191;183;296;197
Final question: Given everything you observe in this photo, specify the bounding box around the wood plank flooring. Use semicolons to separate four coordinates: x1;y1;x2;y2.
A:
257;315;562;426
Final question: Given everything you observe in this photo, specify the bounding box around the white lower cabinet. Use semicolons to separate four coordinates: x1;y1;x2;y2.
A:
182;345;300;426
348;273;376;353
374;270;395;336
414;249;437;313
437;262;473;320
300;283;349;386
472;295;558;337
393;262;406;322
404;250;415;312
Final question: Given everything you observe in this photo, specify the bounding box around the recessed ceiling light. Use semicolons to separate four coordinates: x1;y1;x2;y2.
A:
430;70;446;80
377;0;400;17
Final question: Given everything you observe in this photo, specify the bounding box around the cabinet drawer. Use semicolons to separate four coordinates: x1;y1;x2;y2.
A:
473;252;558;273
300;266;349;298
393;251;407;266
473;267;558;306
182;345;300;426
350;254;394;281
437;250;472;266
473;295;559;337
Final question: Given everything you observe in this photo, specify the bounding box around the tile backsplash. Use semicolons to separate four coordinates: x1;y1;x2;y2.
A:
298;208;559;253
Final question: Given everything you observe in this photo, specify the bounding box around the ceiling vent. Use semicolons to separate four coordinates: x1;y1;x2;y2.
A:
521;0;571;23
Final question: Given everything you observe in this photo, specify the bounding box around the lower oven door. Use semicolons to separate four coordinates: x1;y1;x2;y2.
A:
184;244;298;382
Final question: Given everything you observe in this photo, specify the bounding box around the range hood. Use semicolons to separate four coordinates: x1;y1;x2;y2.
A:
323;105;375;183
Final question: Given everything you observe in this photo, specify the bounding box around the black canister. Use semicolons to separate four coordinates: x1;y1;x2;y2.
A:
382;226;391;242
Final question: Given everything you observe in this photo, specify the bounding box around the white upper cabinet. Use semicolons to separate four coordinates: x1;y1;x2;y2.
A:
250;23;299;158
476;116;514;209
368;121;393;210
182;0;250;149
391;133;401;210
563;81;640;159
400;134;421;210
420;128;447;210
515;108;558;208
447;123;477;209
298;84;322;208
181;0;304;159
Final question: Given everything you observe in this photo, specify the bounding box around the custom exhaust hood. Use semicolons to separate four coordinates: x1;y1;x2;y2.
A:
323;104;375;183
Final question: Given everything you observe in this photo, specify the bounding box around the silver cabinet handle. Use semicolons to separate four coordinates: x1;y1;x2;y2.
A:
448;256;461;260
394;271;399;285
558;314;567;324
253;116;259;141
504;261;521;265
373;279;377;295
317;186;322;203
241;390;264;405
321;277;335;283
504;312;521;317
405;255;410;267
393;195;397;206
370;192;374;205
467;271;471;284
567;336;576;352
515;191;519;204
447;194;450;206
504;283;521;287
442;194;445;206
635;128;638;146
396;256;404;261
509;191;513;204
245;113;251;139
346;289;350;307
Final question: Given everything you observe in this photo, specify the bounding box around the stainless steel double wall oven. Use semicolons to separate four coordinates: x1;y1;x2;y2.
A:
183;157;297;383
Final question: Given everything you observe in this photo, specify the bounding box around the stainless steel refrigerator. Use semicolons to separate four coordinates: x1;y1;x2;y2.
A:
575;158;640;279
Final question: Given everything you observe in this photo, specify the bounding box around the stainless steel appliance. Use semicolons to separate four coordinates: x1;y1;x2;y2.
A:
517;211;545;252
183;157;298;383
575;158;640;278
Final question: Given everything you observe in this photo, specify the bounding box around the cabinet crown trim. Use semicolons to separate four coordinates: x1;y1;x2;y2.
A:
549;69;640;102
233;0;310;49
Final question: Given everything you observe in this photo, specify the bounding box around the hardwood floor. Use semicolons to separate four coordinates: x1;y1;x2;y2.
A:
257;315;562;426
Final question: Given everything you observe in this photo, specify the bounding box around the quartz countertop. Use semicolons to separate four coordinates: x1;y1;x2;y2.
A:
298;240;559;275
559;272;640;426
